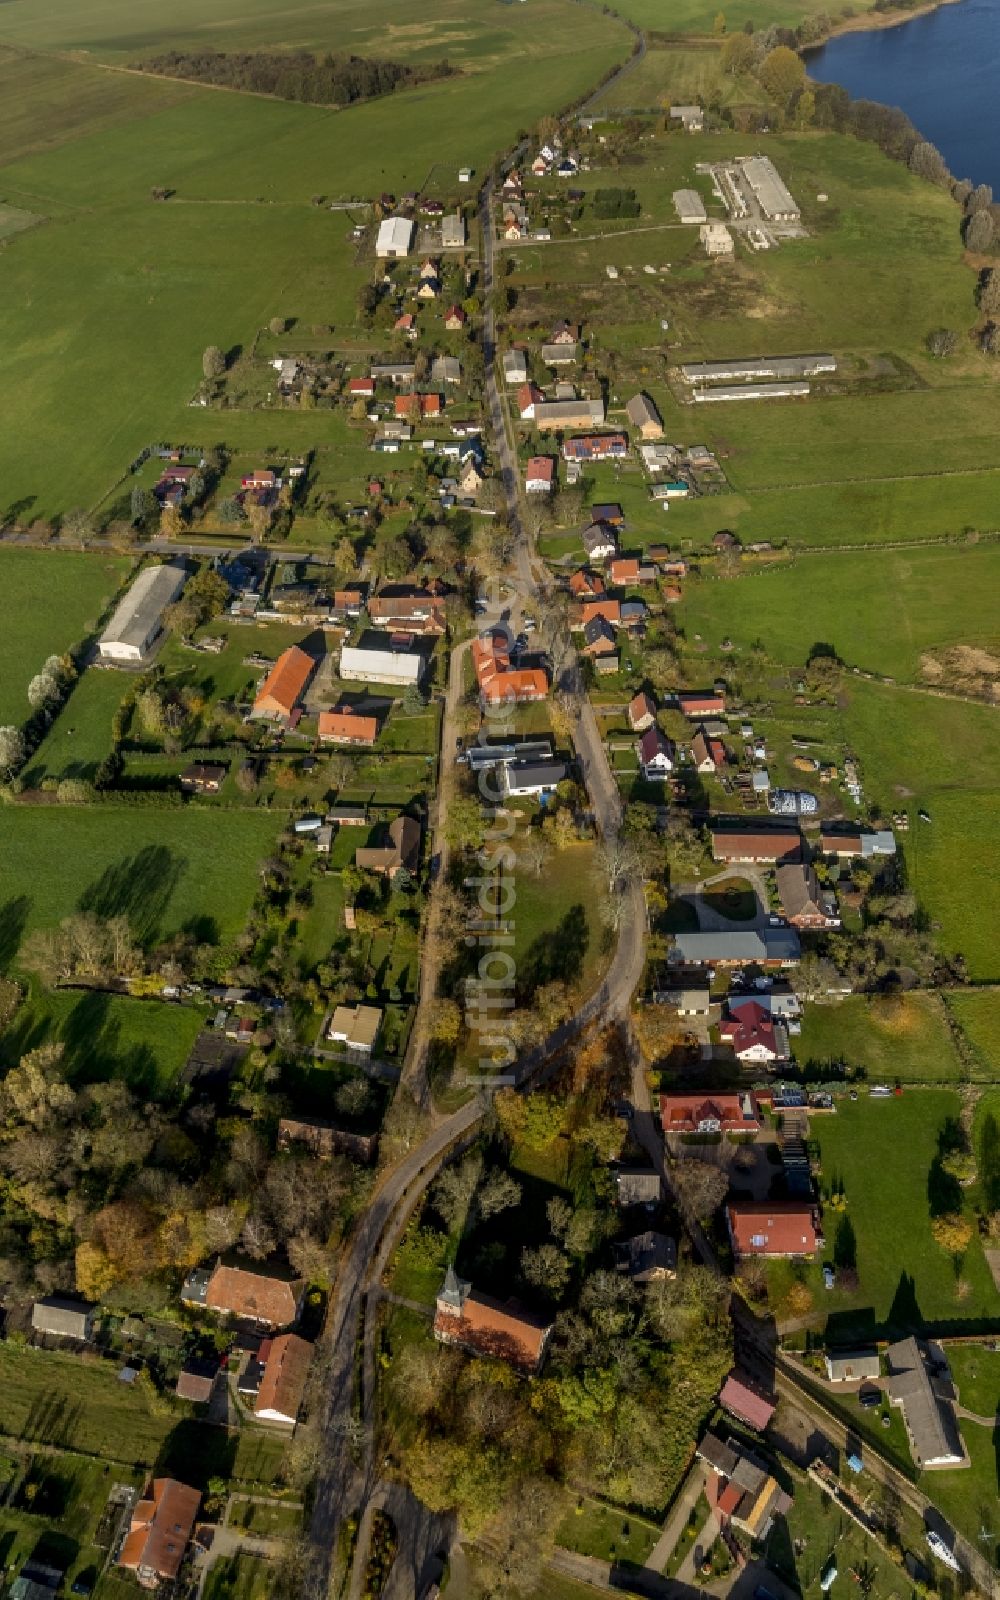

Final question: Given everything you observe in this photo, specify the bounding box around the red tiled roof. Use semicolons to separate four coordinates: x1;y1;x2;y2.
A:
318;710;378;745
526;456;554;482
719;1481;744;1519
719;1002;778;1058
434;1292;551;1370
119;1479;200;1582
205;1262;304;1325
255;1332;313;1423
580;598;620;626
254;646;315;718
727;1205;819;1258
659;1093;762;1135
678;691;725;715
610;558;640;583
569;568;604;597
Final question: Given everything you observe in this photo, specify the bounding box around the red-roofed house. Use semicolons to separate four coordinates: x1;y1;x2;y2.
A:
393;313;417;338
444;305;467;330
692;726;727;773
628;691;656;732
119;1479;201;1588
580;598;621;629
569;568;605;598
525;456;554;494
719;1371;776;1432
727;1204;821;1260
318;709;379;747
349;377;375;397
719;1001;786;1063
659;1092;762;1137
252;646;316;725
609;557;640;586
677;690;726;717
472;634;548;706
517;382;545;419
394;393;442;420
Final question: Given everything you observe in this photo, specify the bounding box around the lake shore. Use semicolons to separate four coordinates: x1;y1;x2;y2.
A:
808;0;965;48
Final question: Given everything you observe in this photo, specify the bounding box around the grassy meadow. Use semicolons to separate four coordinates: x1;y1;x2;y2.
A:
0;551;130;725
676;544;1000;682
0;806;279;962
0;985;204;1094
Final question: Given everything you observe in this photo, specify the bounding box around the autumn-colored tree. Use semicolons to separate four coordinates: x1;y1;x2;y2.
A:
758;45;805;103
721;31;756;74
931;1213;973;1256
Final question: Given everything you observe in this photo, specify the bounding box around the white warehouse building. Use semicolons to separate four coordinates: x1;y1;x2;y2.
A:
738;156;800;222
375;216;415;258
98;562;188;663
339;643;424;686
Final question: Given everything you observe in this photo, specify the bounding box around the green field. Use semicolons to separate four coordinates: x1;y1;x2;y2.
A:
0;985;204;1094
842;683;1000;982
677;545;1000;683
948;992;1000;1078
0;551;129;727
812;1092;998;1333
0;1450;143;1596
594;41;771;109
796;994;969;1084
948;1343;1000;1420
27;666;128;783
0;806;279;962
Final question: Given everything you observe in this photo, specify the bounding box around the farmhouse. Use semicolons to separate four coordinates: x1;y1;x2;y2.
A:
31;1297;95;1342
691;727;725;773
525;456;555;493
613;1232;677;1283
659;1091;762;1137
727;1204;821;1259
700;222;734;257
563;433;628;463
516;382;545;419
252;645;316;725
318;709;378;747
502;759;567;798
640;726;674;779
503;350;528;385
434;1267;553;1373
98;562;188;663
668;927;801;967
376;217;415;257
533;397;605;430
119;1479;201;1588
394;392;442;419
181;1259;306;1328
885;1337;964;1469
776;862;840;929
541;341;580;366
472;634;548;706
583;617;617;658
441;212;466;248
340;640;425;687
719;1001;789;1064
368;585;446;634
710;823;801;863
697;1434;789;1540
628;691;657;732
581;523;618;561
673;188;707;224
670;104;704;131
626;393;664;438
253;1333;314;1427
355;815;422;879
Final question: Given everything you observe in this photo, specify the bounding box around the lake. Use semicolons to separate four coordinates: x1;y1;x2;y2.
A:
807;0;1000;192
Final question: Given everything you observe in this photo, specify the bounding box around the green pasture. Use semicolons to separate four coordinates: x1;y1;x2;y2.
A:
27;666;127;783
0;806;279;962
0;985;204;1095
796;993;966;1084
0;1450;143;1594
0;551;130;726
842;682;1000;981
594;42;771;109
676;544;1000;681
947;992;1000;1079
812;1092;997;1333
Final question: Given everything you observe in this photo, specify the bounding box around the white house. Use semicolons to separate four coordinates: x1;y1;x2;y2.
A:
503;350;528;385
502;759;567;798
525;456;554;494
581;523;618;562
639;726;674;779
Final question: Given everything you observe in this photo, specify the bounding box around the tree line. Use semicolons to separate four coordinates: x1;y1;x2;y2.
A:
135;48;455;107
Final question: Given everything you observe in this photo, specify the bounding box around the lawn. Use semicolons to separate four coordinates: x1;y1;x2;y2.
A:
0;806;279;963
0;551;130;727
842;682;1000;982
555;1495;660;1569
765;1463;927;1600
26;666;128;783
203;1554;274;1600
0;985;204;1095
947;1344;1000;1420
947;992;1000;1079
812;1092;998;1335
0;1451;144;1596
677;544;1000;684
509;840;609;1003
0;1343;173;1468
796;993;967;1084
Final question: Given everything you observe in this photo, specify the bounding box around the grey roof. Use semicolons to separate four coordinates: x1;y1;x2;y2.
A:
825;1348;881;1382
613;1231;677;1281
31;1297;94;1338
885;1337;964;1466
441;212;466;246
627;393;663;429
541;341;581;364
582;523;617;556
669;927;801;964
673;189;707;222
430;355;462;385
439;1265;470;1309
738;156;799;219
534;398;604;426
99;562;187;655
691;383;811;403
698;1430;739;1476
505;759;567;792
615;1167;662;1204
680;356;835;383
652;986;711;1010
776;861;825;919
